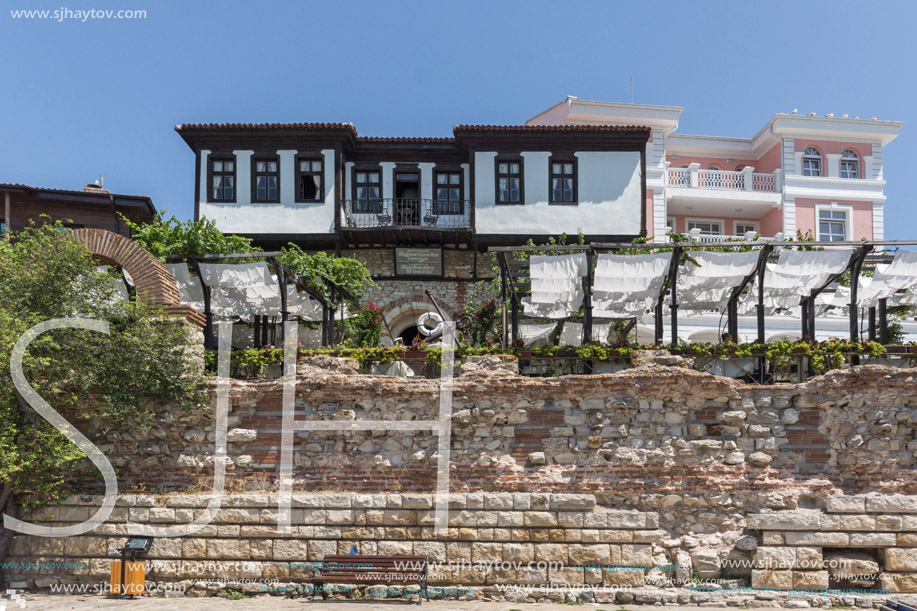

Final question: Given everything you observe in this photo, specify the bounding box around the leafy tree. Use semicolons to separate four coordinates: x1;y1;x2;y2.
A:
0;223;206;573
280;244;374;304
124;214;259;259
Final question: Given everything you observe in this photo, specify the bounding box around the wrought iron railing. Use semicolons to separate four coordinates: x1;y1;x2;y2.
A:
341;199;471;230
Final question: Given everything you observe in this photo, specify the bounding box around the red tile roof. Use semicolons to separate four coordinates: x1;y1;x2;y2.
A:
0;183;151;201
453;124;650;133
175;122;358;133
360;136;455;144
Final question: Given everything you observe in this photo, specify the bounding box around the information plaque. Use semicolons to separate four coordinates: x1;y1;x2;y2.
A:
395;248;443;276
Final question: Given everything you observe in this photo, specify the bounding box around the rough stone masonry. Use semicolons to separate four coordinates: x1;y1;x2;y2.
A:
4;355;917;605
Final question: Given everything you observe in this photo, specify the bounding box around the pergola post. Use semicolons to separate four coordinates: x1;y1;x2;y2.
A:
801;299;809;340
847;245;872;342
869;306;877;342
499;254;509;347
254;315;262;348
879;298;888;344
188;257;215;350
668;247;682;349
583;248;594;344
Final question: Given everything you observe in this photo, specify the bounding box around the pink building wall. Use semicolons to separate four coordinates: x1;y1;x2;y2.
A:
667;214;774;236
794;198;874;240
756;143;782;173
793;139;871;177
646;189;655;237
759;208;784;237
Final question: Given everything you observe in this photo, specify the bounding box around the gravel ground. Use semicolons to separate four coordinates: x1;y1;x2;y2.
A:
7;596;794;611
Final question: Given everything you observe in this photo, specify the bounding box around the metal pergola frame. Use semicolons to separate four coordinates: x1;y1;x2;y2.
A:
164;252;359;349
489;240;917;351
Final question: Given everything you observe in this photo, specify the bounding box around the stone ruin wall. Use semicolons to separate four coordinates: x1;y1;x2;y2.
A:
5;355;917;602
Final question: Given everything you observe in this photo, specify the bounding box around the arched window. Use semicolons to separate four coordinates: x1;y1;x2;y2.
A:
840;150;859;178
802;147;822;177
735;165;746;171
708;165;721;170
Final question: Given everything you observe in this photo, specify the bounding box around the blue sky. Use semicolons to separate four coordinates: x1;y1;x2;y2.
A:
1;0;914;237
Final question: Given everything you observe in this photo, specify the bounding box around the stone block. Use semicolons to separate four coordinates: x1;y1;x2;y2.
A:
182;538;207;559
865;495;917;513
755;547;796;570
751;570;793;590
471;542;502;563
878;515;904;531
849;532;896;547
534;543;567;564
604;567;646;587
249;539;272;560
581;529;632;543
793;570;829;590
497;512;524;528
746;511;821;531
886;549;917;571
399;494;432;510
621;544;653;566
762;532;785;545
825;496;866;513
899;534;917;547
483;494;514;510
148;538;182;558
548;566;584;586
557;511;583;528
795;547;822;570
880;573;917;593
820;514;876;531
523;512;558;527
475;511;499;527
502;543;534;563
784;531;849;546
605;510;648;529
568;544;611;565
549;494;595;511
207;539;250;559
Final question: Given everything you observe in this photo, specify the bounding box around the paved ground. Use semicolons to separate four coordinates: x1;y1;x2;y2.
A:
6;595;795;611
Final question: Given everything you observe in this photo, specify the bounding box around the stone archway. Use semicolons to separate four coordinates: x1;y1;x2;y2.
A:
71;228;205;326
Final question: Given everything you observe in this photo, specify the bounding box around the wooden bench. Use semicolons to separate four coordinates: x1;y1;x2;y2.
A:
311;554;429;604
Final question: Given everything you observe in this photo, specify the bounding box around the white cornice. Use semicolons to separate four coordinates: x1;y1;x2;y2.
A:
762;115;902;147
783;175;887;202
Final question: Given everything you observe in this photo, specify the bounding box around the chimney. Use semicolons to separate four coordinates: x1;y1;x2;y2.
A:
83;175;109;194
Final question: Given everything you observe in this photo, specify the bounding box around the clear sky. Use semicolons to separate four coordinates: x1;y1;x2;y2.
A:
2;0;914;237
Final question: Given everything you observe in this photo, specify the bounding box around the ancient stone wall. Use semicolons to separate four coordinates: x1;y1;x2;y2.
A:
7;357;917;601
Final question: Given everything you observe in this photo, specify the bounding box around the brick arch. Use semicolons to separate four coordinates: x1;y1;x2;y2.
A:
71;228;205;326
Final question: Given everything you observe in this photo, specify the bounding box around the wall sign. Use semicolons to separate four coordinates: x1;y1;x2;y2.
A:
395;248;443;276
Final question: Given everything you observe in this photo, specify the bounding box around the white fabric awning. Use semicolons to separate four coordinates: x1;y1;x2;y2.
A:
592;252;672;318
858;252;917;307
558;321;612;346
522;253;587;319
518;322;557;347
675;250;760;312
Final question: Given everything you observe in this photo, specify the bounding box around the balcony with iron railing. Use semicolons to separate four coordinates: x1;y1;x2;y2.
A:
341;198;471;231
667;164;781;193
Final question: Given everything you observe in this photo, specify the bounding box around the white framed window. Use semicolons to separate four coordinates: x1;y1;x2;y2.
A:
816;205;851;242
802;147;822;177
840;150;859;179
687;219;723;235
666;217;677;232
734;221;759;236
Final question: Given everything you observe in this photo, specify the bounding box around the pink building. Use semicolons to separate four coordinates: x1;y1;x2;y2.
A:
528;97;903;243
